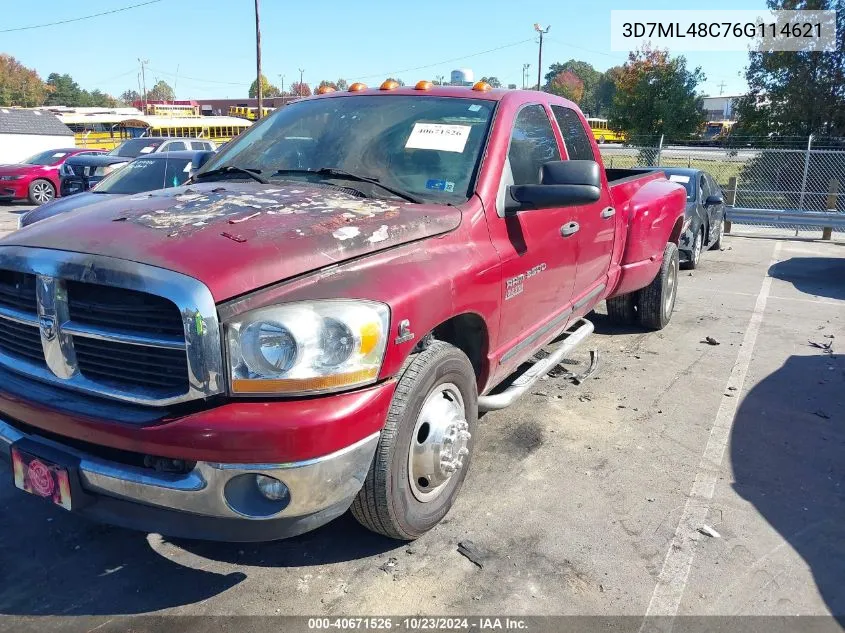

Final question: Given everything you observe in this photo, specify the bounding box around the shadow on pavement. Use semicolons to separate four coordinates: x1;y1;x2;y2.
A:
171;511;400;567
731;352;845;620
0;467;397;615
768;257;845;301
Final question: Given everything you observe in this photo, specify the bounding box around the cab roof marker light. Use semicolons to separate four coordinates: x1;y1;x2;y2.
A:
472;81;492;92
380;80;400;91
415;80;433;91
348;82;367;92
316;86;336;95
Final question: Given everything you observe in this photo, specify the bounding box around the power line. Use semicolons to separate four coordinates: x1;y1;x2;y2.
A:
148;67;246;87
353;38;535;81
544;36;626;59
0;0;162;33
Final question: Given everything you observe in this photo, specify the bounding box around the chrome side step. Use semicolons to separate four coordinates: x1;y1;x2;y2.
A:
478;318;594;412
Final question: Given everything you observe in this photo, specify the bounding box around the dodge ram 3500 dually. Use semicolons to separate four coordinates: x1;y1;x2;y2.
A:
0;82;685;541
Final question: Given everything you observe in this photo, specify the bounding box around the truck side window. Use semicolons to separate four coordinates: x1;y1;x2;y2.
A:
508;105;561;185
550;105;595;161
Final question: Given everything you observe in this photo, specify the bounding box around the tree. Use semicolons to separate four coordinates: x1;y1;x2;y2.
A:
480;76;502;88
147;80;175;101
249;74;281;98
385;77;406;86
289;81;311;97
119;89;140;106
336;79;349;91
87;89;118;108
317;80;339;91
594;66;623;117
545;60;601;114
549;70;585;103
0;54;46;107
507;83;517;89
44;73;84;106
609;46;705;141
734;0;844;137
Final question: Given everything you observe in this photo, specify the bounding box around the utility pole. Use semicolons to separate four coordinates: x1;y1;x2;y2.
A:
298;68;305;95
255;0;263;119
436;74;444;86
522;63;530;90
278;74;285;95
138;58;149;111
717;80;727;96
533;23;550;91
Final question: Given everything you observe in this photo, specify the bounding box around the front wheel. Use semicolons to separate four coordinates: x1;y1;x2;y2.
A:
351;341;478;540
638;242;679;330
28;179;55;205
681;228;704;270
711;217;725;250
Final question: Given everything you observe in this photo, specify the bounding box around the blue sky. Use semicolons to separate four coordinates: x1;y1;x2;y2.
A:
3;0;763;100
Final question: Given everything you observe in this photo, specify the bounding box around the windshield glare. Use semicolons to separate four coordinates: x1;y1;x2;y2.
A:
200;95;495;202
24;150;70;166
95;157;192;195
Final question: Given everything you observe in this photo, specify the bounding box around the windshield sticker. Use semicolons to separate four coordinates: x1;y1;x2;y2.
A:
183;163;193;173
52;152;68;158
405;123;471;153
129;160;156;168
139;146;155;154
669;174;691;183
425;179;455;193
468;104;482;112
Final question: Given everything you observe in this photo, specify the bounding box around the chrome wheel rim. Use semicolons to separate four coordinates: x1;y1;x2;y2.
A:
408;383;470;503
692;231;703;265
717;219;724;244
32;182;54;204
664;253;678;320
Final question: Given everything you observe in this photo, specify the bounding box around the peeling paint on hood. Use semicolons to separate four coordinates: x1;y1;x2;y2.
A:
6;181;462;301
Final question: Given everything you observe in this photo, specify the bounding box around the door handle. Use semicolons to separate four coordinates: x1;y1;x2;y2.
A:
560;221;580;237
601;207;616;219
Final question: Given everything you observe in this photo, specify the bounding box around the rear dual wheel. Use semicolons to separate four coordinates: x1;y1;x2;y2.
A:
605;242;679;331
351;341;477;540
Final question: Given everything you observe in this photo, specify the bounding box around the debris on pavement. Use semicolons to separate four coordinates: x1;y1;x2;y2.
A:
571;349;600;385
702;336;720;346
824;334;835;339
378;557;398;573
220;231;247;243
814;410;832;420
808;340;834;354
697;525;721;538
457;540;492;569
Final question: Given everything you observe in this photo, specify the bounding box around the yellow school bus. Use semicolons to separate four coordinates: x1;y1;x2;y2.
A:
586;118;626;144
229;105;275;120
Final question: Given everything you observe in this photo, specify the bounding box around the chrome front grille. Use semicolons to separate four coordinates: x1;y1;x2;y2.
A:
0;246;224;406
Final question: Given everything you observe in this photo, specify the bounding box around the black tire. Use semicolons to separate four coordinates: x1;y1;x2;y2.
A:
680;227;704;270
351;341;478;540
28;179;55;205
606;293;637;324
638;242;679;331
711;216;725;250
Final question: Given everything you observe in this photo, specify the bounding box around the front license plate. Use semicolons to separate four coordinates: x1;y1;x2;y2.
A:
11;447;73;511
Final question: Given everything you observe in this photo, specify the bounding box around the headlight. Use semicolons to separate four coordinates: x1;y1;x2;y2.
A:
226;300;390;396
0;175;22;181
94;163;127;177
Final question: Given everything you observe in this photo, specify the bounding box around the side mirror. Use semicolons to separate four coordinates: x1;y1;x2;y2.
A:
192;150;215;171
505;160;601;214
704;194;724;206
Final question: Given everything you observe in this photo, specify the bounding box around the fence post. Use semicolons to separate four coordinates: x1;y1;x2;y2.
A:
656;134;664;166
822;178;839;240
797;134;813;210
724;176;737;233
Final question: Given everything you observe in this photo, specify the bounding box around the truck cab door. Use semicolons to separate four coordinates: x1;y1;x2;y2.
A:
488;104;579;364
550;105;615;308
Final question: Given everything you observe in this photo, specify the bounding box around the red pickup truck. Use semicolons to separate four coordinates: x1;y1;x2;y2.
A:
0;84;685;542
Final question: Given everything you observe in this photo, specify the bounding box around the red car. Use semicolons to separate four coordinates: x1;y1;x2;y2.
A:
0;148;103;205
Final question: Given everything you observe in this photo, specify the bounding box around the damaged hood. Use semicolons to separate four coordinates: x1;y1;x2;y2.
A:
5;181;461;301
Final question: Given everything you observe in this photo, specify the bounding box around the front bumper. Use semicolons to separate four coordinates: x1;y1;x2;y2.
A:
0;417;380;541
0;181;27;200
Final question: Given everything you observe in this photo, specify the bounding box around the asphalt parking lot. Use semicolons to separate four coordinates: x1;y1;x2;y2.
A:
0;207;843;626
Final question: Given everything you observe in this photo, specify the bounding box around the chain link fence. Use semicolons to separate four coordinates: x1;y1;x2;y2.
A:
598;136;845;236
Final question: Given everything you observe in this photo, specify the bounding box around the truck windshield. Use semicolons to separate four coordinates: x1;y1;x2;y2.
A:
93;157;192;194
198;95;496;203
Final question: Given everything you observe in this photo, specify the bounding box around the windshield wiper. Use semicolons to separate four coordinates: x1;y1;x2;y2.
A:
272;167;422;204
194;166;268;184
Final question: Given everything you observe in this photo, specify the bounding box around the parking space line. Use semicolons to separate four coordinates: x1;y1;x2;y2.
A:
642;242;782;624
693;287;841;306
